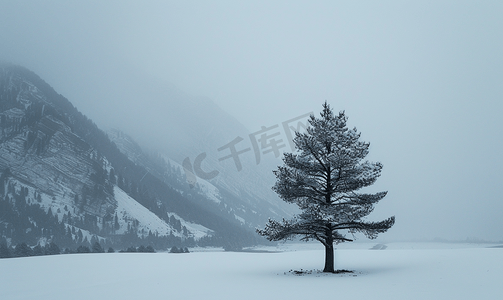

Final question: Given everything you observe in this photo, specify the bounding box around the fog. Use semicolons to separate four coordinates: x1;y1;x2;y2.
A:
1;1;502;242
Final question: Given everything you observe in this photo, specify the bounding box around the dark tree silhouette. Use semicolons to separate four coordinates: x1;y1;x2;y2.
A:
257;102;395;273
0;243;12;258
92;242;104;253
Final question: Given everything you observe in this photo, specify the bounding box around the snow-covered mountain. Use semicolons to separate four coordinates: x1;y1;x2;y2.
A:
83;66;298;231
153;92;296;221
0;64;259;249
107;127;295;233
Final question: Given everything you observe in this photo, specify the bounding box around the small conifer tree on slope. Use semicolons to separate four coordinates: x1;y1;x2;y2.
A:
257;102;395;273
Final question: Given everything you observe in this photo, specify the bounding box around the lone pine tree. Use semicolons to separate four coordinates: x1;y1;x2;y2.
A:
257;102;395;273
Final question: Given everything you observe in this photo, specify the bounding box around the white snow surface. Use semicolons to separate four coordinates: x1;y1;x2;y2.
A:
195;178;222;204
166;212;214;240
163;155;222;204
234;214;245;224
114;186;173;236
115;186;211;239
1;242;502;300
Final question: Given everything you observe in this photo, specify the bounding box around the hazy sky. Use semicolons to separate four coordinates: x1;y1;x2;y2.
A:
1;1;502;242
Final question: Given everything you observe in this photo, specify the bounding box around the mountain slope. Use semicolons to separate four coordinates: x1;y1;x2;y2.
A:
84;68;297;230
107;128;295;233
0;63;257;249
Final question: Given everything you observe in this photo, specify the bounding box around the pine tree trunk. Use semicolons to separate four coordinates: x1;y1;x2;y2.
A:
323;226;335;273
323;243;335;273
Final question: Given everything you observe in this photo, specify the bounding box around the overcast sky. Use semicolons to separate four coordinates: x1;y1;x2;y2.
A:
1;1;502;242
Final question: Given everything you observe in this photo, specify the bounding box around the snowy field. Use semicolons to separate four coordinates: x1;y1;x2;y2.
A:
1;242;502;300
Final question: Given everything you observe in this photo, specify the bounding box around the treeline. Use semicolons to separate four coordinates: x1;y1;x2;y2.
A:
0;188;198;251
0;180;258;253
0;241;159;259
0;171;254;251
0;173;199;251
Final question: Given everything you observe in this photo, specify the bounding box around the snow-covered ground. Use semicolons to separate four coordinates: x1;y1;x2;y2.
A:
1;242;501;300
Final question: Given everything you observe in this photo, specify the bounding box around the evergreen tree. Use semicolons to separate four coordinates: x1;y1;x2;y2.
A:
0;243;12;258
45;242;61;255
14;242;33;257
114;213;120;231
109;168;116;184
257;102;395;273
125;246;136;253
32;244;44;256
92;241;104;253
77;229;83;243
76;245;91;253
